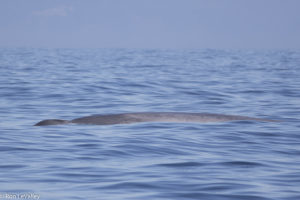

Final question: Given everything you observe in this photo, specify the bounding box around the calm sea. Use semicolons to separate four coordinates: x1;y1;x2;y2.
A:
0;48;299;200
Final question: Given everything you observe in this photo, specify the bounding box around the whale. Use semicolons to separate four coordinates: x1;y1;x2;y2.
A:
34;112;279;126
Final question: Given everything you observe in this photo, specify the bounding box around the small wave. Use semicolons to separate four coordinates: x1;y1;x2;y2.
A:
217;161;266;168
157;161;206;168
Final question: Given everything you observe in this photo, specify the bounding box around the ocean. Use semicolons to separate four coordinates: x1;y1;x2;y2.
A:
0;48;299;200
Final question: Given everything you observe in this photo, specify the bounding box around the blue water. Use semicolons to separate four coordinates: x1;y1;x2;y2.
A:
0;48;299;200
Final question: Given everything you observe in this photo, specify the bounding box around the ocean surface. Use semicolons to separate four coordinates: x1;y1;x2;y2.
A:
0;48;299;200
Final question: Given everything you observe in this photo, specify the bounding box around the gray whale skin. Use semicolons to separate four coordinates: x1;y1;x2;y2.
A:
34;112;278;126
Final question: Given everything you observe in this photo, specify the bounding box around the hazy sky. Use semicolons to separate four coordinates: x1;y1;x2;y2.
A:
1;0;299;49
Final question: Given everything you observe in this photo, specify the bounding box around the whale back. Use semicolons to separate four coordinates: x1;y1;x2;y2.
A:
123;112;278;123
70;112;277;125
34;112;279;126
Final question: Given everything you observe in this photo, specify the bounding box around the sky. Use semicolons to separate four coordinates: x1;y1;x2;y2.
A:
0;0;299;49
